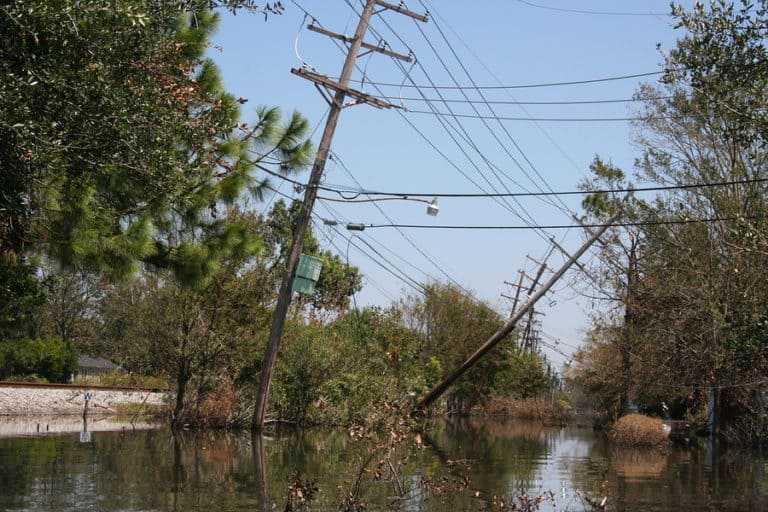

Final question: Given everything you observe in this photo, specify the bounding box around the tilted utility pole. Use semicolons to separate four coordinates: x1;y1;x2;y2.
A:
252;0;427;430
412;216;618;415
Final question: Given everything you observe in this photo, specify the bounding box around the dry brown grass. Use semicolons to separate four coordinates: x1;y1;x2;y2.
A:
193;377;241;428
609;413;671;449
480;397;570;425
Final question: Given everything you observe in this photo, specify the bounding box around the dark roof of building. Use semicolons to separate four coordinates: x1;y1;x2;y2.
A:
77;354;119;370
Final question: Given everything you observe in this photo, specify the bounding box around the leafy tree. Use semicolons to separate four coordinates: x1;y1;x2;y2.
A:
506;351;551;400
0;337;78;383
267;306;426;425
397;283;517;414
0;262;48;340
99;256;265;426
0;0;311;338
666;0;768;146
574;1;768;440
37;266;104;349
574;157;647;418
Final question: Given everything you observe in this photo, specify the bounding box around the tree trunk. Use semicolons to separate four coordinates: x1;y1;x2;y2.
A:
173;369;189;428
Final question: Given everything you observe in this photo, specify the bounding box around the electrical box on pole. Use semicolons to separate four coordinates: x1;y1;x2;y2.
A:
252;0;428;430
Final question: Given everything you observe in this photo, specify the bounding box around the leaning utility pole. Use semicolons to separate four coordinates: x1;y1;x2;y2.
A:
252;0;427;430
413;216;618;415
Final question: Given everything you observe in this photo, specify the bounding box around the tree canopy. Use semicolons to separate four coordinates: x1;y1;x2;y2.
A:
0;0;311;283
571;0;768;441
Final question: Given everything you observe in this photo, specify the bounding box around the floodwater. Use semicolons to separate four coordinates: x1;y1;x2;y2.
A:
0;416;766;511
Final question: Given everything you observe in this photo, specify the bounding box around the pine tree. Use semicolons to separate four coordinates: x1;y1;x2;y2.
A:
0;0;312;334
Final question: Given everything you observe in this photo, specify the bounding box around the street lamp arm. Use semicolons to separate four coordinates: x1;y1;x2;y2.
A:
317;195;429;204
317;195;439;216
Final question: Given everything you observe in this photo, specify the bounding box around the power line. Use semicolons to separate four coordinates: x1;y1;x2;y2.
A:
316;199;437;292
415;0;576;219
350;70;664;90
418;0;582;259
292;1;489;301
515;0;668;17
419;0;585;182
377;95;673;106
406;20;559;226
319;220;425;295
367;3;566;238
337;176;768;198
406;109;675;122
259;164;768;200
358;216;757;231
329;150;472;296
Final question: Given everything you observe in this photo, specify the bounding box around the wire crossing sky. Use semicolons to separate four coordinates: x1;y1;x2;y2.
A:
210;0;698;368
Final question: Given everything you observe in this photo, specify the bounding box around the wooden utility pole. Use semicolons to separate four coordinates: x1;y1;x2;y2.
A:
504;271;527;317
413;217;617;415
252;0;427;430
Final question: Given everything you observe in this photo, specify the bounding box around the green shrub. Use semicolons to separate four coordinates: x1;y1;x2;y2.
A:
0;337;77;383
5;373;48;383
94;371;168;389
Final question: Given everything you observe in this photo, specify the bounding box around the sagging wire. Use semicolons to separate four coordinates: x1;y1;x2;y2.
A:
397;58;418;111
294;13;318;72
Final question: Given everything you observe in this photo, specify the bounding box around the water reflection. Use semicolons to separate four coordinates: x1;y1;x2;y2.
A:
0;420;765;511
425;418;553;500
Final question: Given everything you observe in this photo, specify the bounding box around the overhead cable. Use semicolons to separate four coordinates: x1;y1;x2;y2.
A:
415;0;576;218
258;164;768;200
377;95;674;106
329;150;472;296
350;70;664;90
515;0;668;17
356;216;758;231
406;110;676;122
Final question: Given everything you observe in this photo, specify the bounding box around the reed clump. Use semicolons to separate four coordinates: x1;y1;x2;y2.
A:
609;413;670;449
481;397;571;425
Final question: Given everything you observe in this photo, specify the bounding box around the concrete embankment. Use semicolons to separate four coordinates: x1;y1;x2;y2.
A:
0;383;170;437
0;383;169;416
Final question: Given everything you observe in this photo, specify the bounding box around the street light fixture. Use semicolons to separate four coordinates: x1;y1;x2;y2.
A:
426;197;439;216
318;194;440;217
316;196;440;231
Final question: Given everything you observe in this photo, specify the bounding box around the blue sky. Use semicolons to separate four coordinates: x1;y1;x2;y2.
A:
208;1;696;367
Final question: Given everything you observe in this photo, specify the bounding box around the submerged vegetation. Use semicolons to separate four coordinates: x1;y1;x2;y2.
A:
608;414;671;450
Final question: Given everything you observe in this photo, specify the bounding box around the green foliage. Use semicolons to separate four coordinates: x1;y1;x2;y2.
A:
266;307;425;425
667;0;768;146
424;356;443;389
505;351;550;399
574;0;768;441
89;371;168;390
396;283;518;414
0;0;312;289
0;337;77;383
0;260;48;340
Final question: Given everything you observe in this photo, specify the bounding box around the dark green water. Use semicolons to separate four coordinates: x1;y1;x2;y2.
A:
0;418;766;511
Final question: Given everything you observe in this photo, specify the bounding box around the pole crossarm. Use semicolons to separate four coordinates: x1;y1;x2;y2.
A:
291;68;397;109
375;0;429;22
307;24;413;62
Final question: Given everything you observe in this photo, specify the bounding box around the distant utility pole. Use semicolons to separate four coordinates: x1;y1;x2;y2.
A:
252;0;428;430
413;216;617;415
